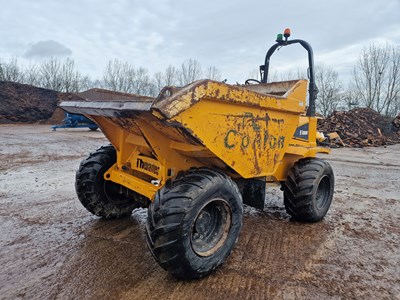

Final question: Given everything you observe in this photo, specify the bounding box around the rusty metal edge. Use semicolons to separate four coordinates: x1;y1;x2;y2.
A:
153;79;304;119
59;100;153;118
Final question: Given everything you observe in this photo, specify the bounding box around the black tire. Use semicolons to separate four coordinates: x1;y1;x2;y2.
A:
283;158;334;222
146;168;243;279
75;145;141;218
89;126;98;131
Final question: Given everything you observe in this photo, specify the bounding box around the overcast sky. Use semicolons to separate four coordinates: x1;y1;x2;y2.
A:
1;0;399;84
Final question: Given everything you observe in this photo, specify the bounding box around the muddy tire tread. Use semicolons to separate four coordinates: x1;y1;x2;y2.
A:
283;158;334;222
75;145;139;219
146;168;243;279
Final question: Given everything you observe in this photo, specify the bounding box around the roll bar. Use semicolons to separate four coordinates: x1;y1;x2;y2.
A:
260;29;318;117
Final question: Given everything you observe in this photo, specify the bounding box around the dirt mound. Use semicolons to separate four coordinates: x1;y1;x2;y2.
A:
78;88;153;101
0;81;60;124
48;93;86;125
0;81;146;125
0;81;86;124
318;108;400;147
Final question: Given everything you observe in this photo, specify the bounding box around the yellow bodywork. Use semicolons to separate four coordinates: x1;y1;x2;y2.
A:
61;79;329;201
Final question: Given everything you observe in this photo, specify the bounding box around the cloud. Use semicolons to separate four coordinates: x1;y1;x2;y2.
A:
24;40;72;58
1;0;399;82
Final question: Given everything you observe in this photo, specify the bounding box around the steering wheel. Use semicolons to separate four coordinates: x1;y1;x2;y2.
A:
245;79;261;85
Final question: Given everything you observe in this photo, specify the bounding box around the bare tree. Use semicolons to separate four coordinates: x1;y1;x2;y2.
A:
385;45;400;116
103;59;133;92
260;68;306;83
79;75;95;91
153;65;179;94
352;43;400;116
179;58;202;86
265;69;280;82
0;57;24;82
102;59;155;96
153;72;164;92
246;68;262;82
164;65;179;86
23;64;40;86
131;67;154;96
154;62;221;94
37;57;88;92
280;69;306;81
61;58;81;92
342;84;360;111
205;66;222;81
39;57;63;91
315;65;342;117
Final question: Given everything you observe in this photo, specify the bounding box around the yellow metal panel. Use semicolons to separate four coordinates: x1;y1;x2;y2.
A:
173;100;301;178
169;141;207;152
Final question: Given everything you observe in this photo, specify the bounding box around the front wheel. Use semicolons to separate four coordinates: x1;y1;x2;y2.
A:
283;158;334;222
75;145;143;218
146;168;243;279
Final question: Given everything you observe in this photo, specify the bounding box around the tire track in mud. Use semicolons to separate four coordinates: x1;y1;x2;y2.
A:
1;125;400;299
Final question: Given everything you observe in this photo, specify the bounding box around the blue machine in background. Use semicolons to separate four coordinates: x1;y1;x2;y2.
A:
51;113;98;131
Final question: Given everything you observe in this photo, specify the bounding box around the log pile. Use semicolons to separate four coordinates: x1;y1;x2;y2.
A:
318;108;400;148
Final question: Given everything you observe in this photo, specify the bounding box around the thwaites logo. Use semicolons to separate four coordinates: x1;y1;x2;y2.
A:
136;158;160;175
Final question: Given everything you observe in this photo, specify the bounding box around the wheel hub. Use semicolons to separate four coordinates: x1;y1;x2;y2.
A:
194;210;212;236
191;199;232;257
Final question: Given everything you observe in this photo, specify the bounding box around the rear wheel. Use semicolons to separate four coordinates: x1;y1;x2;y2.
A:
283;158;334;222
146;168;243;279
75;145;143;218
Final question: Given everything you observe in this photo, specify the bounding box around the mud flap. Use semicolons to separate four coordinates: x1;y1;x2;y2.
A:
234;178;266;210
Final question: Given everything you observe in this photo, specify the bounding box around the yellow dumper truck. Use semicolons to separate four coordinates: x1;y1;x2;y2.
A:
61;29;334;279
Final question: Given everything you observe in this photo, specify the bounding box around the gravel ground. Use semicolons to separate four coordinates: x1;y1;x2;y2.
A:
0;125;399;300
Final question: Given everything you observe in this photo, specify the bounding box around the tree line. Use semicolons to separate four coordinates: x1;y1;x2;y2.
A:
0;43;399;117
317;43;400;118
0;57;221;98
